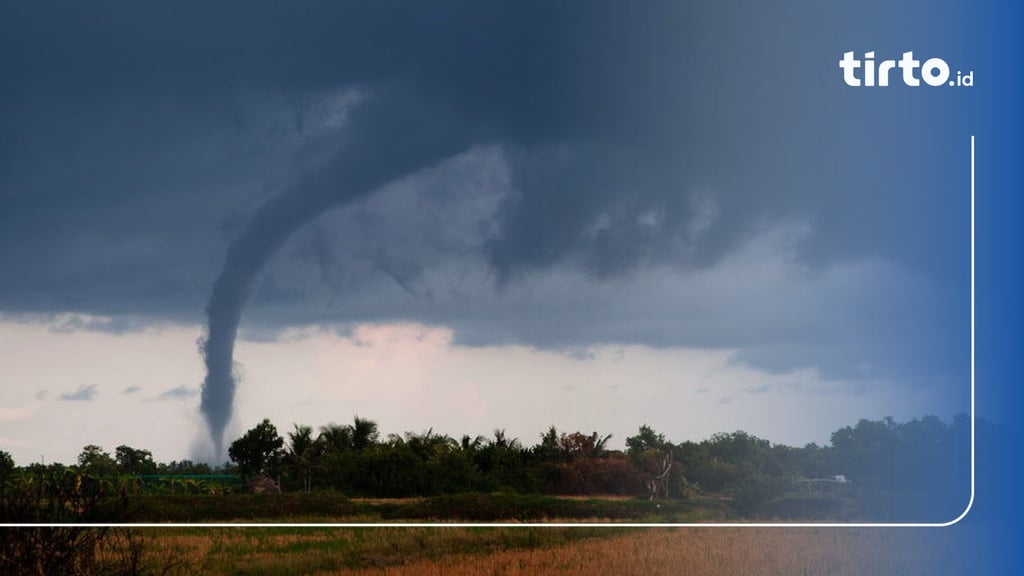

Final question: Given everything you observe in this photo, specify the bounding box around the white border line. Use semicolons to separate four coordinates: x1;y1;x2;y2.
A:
5;137;977;529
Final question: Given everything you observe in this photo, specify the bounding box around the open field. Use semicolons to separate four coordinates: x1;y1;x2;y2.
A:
6;491;984;574
91;526;980;576
92;492;735;523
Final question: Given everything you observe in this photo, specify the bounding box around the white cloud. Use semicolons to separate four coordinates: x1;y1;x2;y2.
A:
154;386;200;401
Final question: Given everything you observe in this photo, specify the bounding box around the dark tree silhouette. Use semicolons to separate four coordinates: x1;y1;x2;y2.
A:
228;418;284;479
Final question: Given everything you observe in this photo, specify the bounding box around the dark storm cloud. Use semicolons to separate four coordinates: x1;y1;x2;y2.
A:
486;144;716;281
0;1;796;304
200;81;485;455
0;1;972;392
59;384;98;402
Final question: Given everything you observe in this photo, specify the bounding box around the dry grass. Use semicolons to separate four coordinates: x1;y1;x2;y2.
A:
98;526;621;575
100;525;981;576
327;528;976;576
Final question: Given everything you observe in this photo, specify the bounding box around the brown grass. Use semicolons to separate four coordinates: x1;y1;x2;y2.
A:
327;528;976;576
94;525;982;576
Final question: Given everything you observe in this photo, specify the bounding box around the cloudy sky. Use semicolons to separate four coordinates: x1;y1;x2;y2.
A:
0;1;978;465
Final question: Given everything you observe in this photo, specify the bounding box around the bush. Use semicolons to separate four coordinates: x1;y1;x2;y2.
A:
93;492;356;522
757;493;844;520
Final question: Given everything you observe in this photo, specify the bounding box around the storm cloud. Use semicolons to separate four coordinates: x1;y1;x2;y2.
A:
0;1;974;449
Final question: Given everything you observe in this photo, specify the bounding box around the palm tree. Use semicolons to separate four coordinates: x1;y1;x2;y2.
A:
490;429;520;450
317;416;379;454
404;429;456;460
287;424;317;492
318;424;353;454
591;432;613;458
459;434;487;454
351;416;380;452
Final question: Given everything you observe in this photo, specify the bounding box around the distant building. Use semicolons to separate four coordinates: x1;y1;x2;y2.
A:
795;475;850;492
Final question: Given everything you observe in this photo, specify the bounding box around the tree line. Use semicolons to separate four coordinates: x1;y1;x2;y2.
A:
0;413;971;521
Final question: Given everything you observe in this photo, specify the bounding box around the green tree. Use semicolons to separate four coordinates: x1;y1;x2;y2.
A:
458;434;487;455
351;416;380;452
558;431;612;459
157;460;212;475
626;425;668;456
286;424;318;492
318;423;354;454
0;450;14;502
318;416;379;454
77;444;117;477
474;429;533;492
532;426;562;463
402;429;456;460
114;445;156;476
0;450;13;479
228;418;284;479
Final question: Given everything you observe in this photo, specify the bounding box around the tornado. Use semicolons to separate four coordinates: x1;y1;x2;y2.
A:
200;87;473;460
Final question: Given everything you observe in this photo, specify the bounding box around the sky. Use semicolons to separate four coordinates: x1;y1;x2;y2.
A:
0;1;977;466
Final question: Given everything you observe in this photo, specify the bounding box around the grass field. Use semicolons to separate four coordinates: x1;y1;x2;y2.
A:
7;492;981;574
95;492;733;523
90;524;978;575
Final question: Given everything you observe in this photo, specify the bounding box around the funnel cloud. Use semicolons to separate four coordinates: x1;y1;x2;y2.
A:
200;87;477;458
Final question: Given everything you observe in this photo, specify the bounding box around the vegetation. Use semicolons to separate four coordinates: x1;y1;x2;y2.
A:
0;413;975;574
1;414;970;523
4;525;971;576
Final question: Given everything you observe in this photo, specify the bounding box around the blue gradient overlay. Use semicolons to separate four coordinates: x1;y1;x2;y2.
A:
967;0;1024;572
834;0;1022;572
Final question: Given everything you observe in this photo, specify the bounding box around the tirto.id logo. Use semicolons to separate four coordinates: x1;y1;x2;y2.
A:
839;51;973;87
